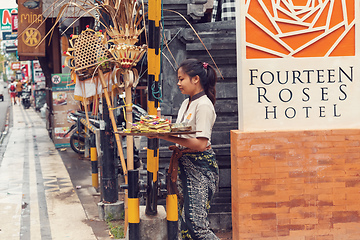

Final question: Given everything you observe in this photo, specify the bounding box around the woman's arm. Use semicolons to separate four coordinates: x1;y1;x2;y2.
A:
158;135;208;151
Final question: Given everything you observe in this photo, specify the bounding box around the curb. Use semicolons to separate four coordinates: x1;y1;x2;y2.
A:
0;105;11;144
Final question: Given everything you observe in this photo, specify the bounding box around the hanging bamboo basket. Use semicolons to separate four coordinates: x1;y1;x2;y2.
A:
64;28;113;81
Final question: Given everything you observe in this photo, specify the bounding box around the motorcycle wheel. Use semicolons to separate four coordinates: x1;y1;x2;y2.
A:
24;102;30;109
70;133;85;154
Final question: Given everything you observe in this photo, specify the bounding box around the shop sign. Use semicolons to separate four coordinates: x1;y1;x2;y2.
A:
11;12;18;33
33;60;45;83
11;61;21;71
20;61;31;82
51;73;77;148
0;8;17;31
236;0;360;131
17;0;45;56
2;31;17;40
51;74;74;89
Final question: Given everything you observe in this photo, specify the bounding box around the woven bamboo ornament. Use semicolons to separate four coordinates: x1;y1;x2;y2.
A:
107;24;144;46
64;28;113;81
103;0;146;71
109;44;147;69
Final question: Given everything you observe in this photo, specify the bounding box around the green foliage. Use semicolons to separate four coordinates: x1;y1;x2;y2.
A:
0;52;17;81
105;212;114;222
0;53;5;73
107;221;125;239
105;211;125;239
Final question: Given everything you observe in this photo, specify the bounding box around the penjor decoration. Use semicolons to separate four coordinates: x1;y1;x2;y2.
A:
58;0;147;233
59;0;147;175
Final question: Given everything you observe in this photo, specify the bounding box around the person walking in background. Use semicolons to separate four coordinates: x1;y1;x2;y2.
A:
157;59;219;239
8;80;17;105
15;80;23;105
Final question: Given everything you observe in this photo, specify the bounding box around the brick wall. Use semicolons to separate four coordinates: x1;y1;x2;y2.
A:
231;129;360;240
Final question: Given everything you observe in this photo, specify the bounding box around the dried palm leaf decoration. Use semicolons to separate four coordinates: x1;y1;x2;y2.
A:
58;0;148;183
102;0;147;72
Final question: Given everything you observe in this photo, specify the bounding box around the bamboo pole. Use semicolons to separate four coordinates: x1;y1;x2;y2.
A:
125;70;134;170
124;69;134;236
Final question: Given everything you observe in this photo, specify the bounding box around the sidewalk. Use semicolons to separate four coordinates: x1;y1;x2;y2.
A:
0;104;109;240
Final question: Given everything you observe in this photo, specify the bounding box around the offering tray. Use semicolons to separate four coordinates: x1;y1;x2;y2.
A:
115;131;199;137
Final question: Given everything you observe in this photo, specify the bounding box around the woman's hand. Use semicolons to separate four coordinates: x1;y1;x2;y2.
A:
147;135;168;140
163;135;208;151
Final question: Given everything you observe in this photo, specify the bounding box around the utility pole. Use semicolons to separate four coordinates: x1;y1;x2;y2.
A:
100;98;118;203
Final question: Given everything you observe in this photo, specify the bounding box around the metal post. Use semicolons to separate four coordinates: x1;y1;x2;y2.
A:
101;97;118;203
128;170;140;240
146;0;161;216
90;135;99;189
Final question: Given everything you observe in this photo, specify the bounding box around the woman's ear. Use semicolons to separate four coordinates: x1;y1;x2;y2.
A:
192;75;200;84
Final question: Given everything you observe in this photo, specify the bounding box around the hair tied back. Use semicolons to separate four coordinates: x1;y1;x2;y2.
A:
203;62;208;69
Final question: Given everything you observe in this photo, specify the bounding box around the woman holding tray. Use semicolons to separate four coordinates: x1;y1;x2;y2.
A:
158;59;219;240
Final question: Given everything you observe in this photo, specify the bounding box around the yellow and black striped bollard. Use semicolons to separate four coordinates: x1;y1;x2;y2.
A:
128;170;140;239
90;135;98;188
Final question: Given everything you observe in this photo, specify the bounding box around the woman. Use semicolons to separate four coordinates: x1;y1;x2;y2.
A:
159;59;219;239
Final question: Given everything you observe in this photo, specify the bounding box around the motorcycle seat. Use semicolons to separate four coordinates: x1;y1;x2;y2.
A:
73;111;100;120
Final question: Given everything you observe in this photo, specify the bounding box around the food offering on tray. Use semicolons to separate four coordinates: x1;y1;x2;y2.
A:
123;115;192;134
124;115;171;133
170;122;192;132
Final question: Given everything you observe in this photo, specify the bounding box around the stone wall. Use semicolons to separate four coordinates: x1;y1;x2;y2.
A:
231;129;360;239
139;3;237;231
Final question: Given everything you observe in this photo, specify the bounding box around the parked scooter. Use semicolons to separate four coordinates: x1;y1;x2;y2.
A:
65;101;147;169
21;85;31;109
65;111;99;154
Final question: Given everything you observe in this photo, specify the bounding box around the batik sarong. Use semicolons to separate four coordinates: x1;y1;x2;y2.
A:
178;149;219;240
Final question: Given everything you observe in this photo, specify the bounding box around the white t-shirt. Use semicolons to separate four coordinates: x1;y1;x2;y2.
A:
176;91;216;148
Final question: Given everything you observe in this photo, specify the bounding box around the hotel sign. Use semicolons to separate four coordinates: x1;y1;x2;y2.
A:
17;0;45;57
236;0;360;131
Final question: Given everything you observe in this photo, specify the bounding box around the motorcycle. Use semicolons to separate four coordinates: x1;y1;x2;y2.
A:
65;111;100;154
65;100;147;169
21;86;31;109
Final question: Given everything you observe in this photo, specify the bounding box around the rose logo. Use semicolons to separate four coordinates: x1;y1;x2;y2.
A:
246;0;355;58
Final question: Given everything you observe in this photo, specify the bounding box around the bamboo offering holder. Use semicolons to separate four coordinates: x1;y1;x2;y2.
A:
63;28;128;177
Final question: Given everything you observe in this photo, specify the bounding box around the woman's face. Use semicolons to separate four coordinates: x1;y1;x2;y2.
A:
177;67;196;96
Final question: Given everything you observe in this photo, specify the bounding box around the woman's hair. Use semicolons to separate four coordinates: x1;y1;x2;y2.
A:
178;58;217;105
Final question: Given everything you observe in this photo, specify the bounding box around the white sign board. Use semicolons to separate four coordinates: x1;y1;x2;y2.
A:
236;0;360;131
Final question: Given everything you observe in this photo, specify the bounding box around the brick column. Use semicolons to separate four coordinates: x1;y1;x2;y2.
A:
231;129;360;240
